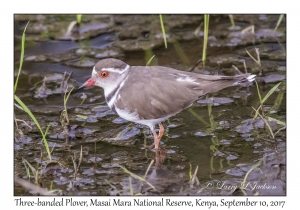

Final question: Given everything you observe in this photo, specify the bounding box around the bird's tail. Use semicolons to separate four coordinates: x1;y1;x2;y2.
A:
232;74;256;86
246;75;256;82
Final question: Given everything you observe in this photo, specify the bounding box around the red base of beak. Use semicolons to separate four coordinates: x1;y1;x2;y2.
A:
78;78;95;89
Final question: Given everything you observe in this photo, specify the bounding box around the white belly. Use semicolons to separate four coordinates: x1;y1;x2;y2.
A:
115;106;172;131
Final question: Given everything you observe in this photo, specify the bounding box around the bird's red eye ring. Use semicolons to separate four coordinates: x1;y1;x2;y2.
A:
99;70;110;78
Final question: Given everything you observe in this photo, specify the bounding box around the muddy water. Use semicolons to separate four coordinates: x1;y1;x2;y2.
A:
14;14;286;196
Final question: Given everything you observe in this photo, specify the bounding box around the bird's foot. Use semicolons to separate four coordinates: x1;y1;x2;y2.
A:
155;146;166;167
144;143;162;152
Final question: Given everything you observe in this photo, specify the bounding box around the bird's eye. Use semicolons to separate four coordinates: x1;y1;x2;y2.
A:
99;70;110;78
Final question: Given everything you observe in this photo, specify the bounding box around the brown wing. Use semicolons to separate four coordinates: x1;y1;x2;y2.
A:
115;66;249;120
168;71;250;95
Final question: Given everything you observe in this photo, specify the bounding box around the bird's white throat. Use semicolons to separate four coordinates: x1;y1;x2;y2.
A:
104;75;128;108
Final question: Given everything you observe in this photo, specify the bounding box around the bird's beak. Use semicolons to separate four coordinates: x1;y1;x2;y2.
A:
78;78;95;89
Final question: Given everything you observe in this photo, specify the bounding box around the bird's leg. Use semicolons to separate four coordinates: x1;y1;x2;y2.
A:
148;124;166;167
152;123;165;150
158;123;165;140
151;129;159;150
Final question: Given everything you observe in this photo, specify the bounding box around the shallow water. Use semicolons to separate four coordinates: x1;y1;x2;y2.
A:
14;14;286;196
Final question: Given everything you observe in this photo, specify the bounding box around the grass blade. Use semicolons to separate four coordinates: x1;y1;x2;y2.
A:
14;21;29;93
144;160;154;179
65;87;74;105
146;55;155;66
246;49;259;65
159;14;167;49
255;81;262;103
229;15;235;27
63;86;74;124
14;95;51;160
173;41;190;65
189;163;193;180
242;158;263;184
190;165;199;186
22;158;37;176
202;14;209;68
253;104;262;119
118;165;157;191
274;14;284;32
252;107;274;139
76;115;88;120
45;124;51;137
261;82;281;104
188;108;209;126
76;14;82;24
268;116;286;126
129;177;134;195
14;103;24;111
